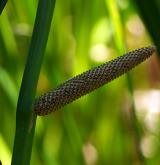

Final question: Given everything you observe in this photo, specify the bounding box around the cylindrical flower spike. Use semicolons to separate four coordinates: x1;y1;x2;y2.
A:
34;45;156;116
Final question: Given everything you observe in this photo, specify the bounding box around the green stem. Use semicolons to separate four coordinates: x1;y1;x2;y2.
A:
0;0;8;14
133;0;160;54
126;73;145;164
11;0;56;164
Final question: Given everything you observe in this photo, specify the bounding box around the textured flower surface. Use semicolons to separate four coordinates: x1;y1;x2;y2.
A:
34;45;156;116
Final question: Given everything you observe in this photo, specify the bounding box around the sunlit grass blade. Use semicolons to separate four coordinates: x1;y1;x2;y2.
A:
0;66;18;108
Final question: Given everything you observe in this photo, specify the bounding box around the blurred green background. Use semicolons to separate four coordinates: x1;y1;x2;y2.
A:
0;0;160;164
